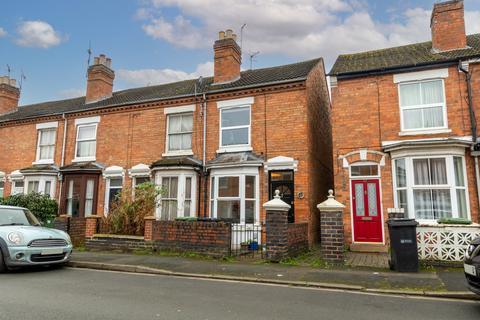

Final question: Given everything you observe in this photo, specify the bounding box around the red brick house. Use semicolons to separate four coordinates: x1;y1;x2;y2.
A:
330;0;480;255
0;30;332;244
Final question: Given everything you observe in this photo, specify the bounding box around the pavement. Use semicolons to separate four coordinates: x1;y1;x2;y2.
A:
68;251;478;300
1;267;479;320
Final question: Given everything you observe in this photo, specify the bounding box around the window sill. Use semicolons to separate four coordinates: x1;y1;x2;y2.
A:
162;150;194;157
216;146;253;153
32;160;55;165
398;129;451;136
72;157;96;163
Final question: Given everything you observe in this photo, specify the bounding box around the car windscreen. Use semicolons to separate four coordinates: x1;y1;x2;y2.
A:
0;208;40;226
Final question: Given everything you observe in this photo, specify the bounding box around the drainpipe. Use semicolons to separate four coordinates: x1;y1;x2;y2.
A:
58;113;68;205
202;93;208;218
459;61;480;212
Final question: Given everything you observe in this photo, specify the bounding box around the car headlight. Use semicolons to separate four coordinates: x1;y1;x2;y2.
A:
7;232;23;245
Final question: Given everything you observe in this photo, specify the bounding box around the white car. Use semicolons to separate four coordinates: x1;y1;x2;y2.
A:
0;205;73;272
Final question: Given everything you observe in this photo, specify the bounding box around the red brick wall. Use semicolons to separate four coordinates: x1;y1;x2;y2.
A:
287;222;309;256
151;220;231;257
431;0;466;52
332;65;480;246
0;62;331;246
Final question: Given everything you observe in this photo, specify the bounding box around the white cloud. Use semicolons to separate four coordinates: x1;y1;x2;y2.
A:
16;21;64;48
117;61;213;87
0;27;6;37
59;88;84;99
136;1;480;68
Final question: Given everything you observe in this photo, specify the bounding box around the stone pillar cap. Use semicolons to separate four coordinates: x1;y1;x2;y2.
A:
317;190;345;212
263;190;291;212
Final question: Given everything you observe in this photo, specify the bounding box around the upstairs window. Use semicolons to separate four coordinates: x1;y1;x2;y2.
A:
167;113;193;152
399;79;446;131
36;128;56;162
220;107;250;147
75;124;97;160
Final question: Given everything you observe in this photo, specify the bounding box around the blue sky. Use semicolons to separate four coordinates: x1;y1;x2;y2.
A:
1;0;480;106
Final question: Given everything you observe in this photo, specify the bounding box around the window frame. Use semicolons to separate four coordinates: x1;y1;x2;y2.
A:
35;128;57;164
74;123;98;162
216;97;254;153
165;112;194;155
392;155;470;223
104;177;123;215
398;78;448;133
154;170;197;220
210;167;260;225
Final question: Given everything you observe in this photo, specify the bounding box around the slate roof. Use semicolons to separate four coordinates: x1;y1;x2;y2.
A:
151;156;202;169
60;162;104;172
20;164;59;174
0;58;321;124
206;152;264;168
329;33;480;77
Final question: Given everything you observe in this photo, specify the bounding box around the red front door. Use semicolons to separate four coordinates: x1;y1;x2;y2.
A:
351;179;383;243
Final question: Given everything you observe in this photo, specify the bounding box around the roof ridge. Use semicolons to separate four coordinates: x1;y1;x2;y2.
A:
337;33;480;58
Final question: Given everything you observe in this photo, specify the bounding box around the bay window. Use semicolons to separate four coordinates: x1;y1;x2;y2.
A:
155;171;196;220
399;79;447;132
104;178;123;214
210;169;259;224
393;155;469;221
24;175;56;198
0;180;3;198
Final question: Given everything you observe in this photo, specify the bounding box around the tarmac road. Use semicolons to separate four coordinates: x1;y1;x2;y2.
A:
0;267;479;320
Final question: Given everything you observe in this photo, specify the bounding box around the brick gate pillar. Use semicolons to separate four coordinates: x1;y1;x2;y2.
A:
85;215;101;238
263;190;291;262
144;216;156;241
317;190;346;264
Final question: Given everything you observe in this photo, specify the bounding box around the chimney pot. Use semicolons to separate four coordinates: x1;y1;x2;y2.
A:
225;29;233;38
219;31;225;40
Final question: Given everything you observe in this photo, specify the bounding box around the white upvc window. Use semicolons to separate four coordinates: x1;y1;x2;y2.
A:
155;170;197;220
393;155;469;223
217;97;253;153
73;117;100;162
75;124;97;161
104;177;123;214
399;79;447;132
12;181;24;195
210;167;259;224
24;175;56;198
166;113;193;154
35;128;56;163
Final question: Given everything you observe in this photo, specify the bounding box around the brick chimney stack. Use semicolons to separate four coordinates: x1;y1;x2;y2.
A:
213;29;241;84
0;76;20;115
431;0;467;52
86;54;115;103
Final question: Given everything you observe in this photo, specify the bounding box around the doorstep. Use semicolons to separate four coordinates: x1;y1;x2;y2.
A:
350;242;388;253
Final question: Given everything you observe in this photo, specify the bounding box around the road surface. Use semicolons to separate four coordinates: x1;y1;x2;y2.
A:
0;267;479;320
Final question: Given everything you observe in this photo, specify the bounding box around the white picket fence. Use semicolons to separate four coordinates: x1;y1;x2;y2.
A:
417;224;480;262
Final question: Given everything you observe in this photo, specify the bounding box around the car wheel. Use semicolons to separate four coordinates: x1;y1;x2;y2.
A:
0;250;6;273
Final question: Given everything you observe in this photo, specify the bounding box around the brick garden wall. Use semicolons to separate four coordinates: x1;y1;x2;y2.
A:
85;235;151;252
53;216;87;246
151;220;231;258
287;222;309;256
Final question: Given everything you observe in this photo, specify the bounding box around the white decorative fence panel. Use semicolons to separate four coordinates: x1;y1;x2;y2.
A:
417;225;480;262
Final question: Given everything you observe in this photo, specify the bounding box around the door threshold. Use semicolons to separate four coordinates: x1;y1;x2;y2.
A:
350;242;388;253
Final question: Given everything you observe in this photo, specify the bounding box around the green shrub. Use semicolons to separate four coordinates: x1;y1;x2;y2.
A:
102;182;164;236
0;192;58;226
